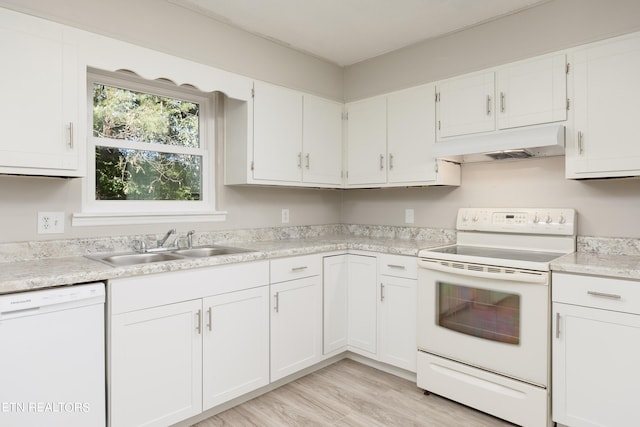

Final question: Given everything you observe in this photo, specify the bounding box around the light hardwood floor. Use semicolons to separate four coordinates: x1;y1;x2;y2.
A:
193;359;515;426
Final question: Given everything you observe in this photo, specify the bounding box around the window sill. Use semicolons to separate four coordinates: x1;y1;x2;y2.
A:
72;211;227;227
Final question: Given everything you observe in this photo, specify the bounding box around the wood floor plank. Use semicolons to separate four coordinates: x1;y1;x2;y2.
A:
192;359;516;427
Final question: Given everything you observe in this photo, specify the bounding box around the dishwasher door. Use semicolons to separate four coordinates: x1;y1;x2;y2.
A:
0;283;105;427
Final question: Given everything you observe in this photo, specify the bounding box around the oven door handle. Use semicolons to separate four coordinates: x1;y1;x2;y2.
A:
418;259;547;284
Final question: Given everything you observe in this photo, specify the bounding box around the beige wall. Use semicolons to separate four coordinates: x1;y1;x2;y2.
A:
344;0;640;101
1;0;640;243
341;157;640;238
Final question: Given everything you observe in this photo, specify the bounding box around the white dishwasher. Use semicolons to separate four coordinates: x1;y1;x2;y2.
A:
0;282;105;427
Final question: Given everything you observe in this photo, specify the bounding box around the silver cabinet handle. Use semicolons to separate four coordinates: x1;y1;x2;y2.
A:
389;153;394;170
500;92;505;113
577;131;584;155
196;309;202;334
380;283;385;302
555;312;561;338
587;290;621;300
387;264;406;269
379;154;384;170
297;152;302;168
68;122;74;149
486;95;492;115
206;307;212;331
305;153;310;169
291;266;308;272
274;292;280;313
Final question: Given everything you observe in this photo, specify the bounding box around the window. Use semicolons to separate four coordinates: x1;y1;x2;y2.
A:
75;69;223;225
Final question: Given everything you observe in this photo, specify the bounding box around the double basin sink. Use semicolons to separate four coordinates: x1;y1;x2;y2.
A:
90;245;253;267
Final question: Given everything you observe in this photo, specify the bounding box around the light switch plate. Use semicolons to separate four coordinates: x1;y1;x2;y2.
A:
281;208;290;224
37;211;65;234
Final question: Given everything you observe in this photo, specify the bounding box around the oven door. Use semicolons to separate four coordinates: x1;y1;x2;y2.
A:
417;258;549;387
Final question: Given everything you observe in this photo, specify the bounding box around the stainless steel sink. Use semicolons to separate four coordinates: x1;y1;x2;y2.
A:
89;245;253;267
96;252;186;267
172;246;251;258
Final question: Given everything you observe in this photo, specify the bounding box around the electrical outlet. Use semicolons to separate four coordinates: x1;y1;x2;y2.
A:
281;208;290;224
405;208;415;224
37;212;65;234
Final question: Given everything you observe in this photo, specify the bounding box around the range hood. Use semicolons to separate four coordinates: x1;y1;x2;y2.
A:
433;123;565;163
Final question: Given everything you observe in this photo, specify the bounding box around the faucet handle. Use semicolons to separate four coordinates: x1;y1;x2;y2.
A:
132;239;147;253
186;230;195;249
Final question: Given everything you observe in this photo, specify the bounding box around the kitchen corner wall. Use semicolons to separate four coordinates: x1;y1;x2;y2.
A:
340;157;640;238
341;0;640;239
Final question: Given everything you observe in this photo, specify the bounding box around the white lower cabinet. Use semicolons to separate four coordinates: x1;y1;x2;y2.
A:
323;254;349;354
323;252;418;372
270;255;323;381
108;262;269;427
552;272;640;427
378;254;417;372
111;300;203;427
202;287;270;410
347;254;379;355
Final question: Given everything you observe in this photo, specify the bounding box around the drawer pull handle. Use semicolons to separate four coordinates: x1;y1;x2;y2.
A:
274;292;280;313
380;283;385;302
387;264;406;269
587;291;621;300
291;266;308;272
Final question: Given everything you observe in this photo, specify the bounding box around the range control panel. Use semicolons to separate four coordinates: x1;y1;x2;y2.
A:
456;208;577;235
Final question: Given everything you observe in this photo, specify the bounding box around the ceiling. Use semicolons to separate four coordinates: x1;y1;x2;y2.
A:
169;0;549;66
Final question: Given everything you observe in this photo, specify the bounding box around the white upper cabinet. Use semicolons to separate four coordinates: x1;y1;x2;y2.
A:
346;89;460;188
436;71;495;138
566;33;640;178
346;96;388;186
0;9;81;176
496;53;567;130
227;80;343;187
302;95;343;185
387;84;438;184
436;53;568;141
252;81;304;182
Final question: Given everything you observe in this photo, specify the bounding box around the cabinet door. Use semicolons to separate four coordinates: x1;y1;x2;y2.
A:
302;95;343;185
110;300;202;427
552;302;640;427
346;96;387;185
496;53;567;130
252;81;303;182
323;254;349;354
347;254;378;355
0;9;79;175
387;84;437;184
436;71;495;138
568;34;640;177
271;276;322;381
202;286;269;410
379;276;417;372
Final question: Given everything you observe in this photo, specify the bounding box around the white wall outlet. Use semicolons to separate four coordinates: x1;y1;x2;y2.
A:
37;211;65;234
281;208;290;224
405;208;415;224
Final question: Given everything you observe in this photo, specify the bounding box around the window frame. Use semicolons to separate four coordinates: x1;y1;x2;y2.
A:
74;69;225;226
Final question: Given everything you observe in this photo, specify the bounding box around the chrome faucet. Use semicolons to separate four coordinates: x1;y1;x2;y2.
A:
186;230;195;249
157;228;177;248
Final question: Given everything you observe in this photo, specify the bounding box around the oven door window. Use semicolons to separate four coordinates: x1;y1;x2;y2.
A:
437;281;520;345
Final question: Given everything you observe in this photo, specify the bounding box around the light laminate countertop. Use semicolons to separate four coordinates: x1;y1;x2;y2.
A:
0;236;447;295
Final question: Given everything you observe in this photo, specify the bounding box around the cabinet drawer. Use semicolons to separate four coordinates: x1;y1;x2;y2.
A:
271;254;321;283
378;254;417;279
553;272;640;315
